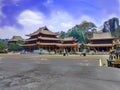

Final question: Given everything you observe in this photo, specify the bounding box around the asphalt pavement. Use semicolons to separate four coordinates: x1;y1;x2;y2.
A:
0;57;120;90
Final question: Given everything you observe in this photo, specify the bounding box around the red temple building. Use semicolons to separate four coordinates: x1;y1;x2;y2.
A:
23;27;79;53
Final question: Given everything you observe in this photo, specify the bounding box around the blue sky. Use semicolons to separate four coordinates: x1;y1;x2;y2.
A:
0;0;120;38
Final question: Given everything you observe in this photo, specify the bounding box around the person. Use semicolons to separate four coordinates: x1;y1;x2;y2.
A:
82;49;87;56
63;49;66;56
66;49;68;56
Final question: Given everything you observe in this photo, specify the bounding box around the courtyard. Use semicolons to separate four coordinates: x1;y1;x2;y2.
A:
0;54;120;90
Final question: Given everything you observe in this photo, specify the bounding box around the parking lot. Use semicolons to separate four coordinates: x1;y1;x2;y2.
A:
0;54;120;90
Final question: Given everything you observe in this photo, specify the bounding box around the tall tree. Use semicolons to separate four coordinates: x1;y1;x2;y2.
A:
78;21;96;32
0;40;7;51
67;27;86;43
67;21;96;39
8;41;23;51
68;21;96;33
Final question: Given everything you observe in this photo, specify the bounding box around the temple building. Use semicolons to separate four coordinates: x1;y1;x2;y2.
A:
86;32;117;51
23;27;79;53
8;36;24;44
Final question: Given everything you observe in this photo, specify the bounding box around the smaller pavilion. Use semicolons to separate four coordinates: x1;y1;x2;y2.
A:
8;36;24;44
86;32;117;51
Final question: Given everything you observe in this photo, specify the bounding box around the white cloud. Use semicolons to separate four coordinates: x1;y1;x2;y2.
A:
46;11;75;32
78;15;96;25
0;10;45;39
46;11;96;32
60;22;73;28
18;10;44;26
107;14;120;19
0;25;40;39
18;10;95;33
0;26;24;39
0;10;96;39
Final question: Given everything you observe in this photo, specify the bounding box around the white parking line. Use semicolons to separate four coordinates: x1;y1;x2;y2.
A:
99;58;102;66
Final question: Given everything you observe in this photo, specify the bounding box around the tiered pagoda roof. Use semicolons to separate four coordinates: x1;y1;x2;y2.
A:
26;27;58;36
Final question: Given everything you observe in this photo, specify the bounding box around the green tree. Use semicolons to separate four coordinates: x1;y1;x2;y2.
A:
84;32;93;38
67;21;96;39
67;27;86;43
8;43;23;51
0;40;7;51
78;21;96;31
59;31;66;39
78;21;96;39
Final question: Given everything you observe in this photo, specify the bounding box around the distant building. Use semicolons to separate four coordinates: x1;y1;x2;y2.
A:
86;32;117;51
23;26;79;53
8;36;24;44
